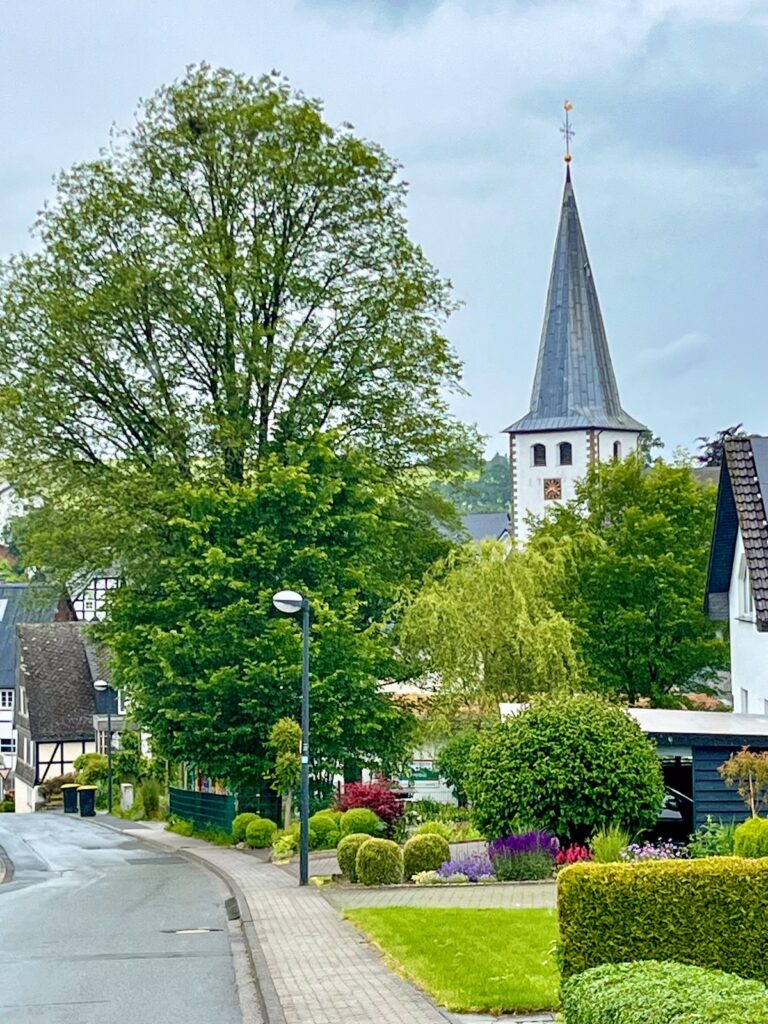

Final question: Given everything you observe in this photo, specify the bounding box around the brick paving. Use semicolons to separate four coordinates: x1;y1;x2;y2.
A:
108;821;555;1024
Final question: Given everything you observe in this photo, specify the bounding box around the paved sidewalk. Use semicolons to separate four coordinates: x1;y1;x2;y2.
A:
102;821;453;1024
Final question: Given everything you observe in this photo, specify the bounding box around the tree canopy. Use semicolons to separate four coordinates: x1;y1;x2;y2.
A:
99;440;423;792
397;540;582;716
529;455;728;706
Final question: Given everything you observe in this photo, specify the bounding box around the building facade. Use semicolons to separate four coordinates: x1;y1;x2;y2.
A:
504;167;646;542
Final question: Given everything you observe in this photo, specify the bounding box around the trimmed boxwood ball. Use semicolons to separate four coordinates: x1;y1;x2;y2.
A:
734;817;768;858
337;833;372;882
339;807;382;837
467;694;664;842
355;838;404;885
560;960;768;1024
232;812;258;843
308;812;340;850
316;808;343;827
403;833;451;880
245;816;278;849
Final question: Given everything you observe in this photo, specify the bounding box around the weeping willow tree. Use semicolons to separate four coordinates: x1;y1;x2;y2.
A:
397;540;582;718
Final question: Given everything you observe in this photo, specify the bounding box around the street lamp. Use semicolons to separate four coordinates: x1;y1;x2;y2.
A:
272;589;310;886
93;679;113;814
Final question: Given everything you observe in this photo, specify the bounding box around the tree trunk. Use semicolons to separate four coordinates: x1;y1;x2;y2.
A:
283;790;293;831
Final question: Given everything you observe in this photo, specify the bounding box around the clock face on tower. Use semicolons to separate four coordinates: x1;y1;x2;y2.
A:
543;478;562;501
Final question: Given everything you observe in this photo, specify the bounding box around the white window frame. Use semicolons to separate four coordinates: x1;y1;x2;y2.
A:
738;556;754;619
0;736;16;754
0;689;14;710
741;688;750;714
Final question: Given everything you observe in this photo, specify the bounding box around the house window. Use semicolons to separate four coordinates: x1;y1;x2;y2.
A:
738;556;754;618
532;444;547;467
0;737;16;754
558;442;572;466
741;688;749;714
613;440;622;460
0;690;13;710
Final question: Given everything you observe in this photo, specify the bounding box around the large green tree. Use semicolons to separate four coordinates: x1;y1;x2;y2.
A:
0;64;476;585
397;540;582;716
99;440;421;792
529;455;728;706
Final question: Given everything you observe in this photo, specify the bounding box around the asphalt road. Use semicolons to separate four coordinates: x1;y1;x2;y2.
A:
0;812;247;1024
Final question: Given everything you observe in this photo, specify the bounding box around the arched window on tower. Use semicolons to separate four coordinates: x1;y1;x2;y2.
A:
532;443;546;467
558;442;572;466
613;440;622;461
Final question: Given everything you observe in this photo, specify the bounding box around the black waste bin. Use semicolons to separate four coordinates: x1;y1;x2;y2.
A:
78;785;97;817
61;784;79;814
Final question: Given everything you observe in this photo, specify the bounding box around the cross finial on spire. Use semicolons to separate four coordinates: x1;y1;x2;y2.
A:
561;100;574;164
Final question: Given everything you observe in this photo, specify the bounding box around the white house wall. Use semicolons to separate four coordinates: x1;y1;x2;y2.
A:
728;527;768;714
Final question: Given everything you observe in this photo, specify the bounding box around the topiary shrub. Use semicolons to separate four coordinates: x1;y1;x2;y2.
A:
467;694;664;842
734;817;768;858
355;838;404;885
337;833;372;882
315;808;343;827
309;812;341;850
403;833;451;879
232;812;259;843
339;807;382;837
558;858;768;982
245;816;278;849
560;960;768;1024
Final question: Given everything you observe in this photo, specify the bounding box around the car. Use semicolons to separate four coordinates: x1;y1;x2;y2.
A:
655;786;694;842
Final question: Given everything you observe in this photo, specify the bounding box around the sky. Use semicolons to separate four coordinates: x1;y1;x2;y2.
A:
1;0;767;457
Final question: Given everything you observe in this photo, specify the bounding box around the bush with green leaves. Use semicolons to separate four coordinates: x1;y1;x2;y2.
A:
232;812;259;843
137;778;163;818
245;816;278;849
558;858;768;981
414;820;452;840
73;752;110;785
339;807;382;838
435;729;479;805
734;817;768;858
561;960;768;1024
689;816;737;858
308;812;340;850
317;809;343;827
403;833;450;880
468;695;664;842
337;833;373;883
355;838;404;885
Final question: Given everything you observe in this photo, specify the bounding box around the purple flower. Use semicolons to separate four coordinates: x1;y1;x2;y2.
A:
437;854;494;882
619;841;689;862
488;831;560;861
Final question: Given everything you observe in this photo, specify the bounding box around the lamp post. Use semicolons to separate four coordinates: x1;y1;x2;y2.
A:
93;679;113;814
272;589;310;886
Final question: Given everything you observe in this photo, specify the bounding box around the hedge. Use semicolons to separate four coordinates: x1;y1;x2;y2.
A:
403;833;450;880
232;812;259;843
355;838;403;885
558;858;768;982
734;817;768;858
337;833;372;883
561;960;768;1024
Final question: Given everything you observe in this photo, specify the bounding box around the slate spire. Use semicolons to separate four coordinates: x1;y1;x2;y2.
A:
505;169;646;433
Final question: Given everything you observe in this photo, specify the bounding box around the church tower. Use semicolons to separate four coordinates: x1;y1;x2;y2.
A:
504;117;646;542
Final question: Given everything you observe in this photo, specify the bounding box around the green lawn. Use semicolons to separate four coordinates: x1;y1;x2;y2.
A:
344;907;559;1014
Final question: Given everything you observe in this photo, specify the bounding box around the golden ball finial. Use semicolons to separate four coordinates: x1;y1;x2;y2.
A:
564;154;572;163
564;100;573;112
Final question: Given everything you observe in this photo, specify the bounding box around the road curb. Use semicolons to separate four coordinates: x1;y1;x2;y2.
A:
88;817;286;1024
0;842;14;885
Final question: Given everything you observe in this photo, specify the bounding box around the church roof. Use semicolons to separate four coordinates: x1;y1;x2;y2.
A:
505;168;646;434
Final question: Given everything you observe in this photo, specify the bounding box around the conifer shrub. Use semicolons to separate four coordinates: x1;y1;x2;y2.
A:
403;833;450;880
561;960;768;1024
308;812;340;849
245;816;278;849
232;812;259;842
558;858;768;982
337;833;372;882
339;807;382;837
734;817;768;858
355;838;404;885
